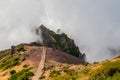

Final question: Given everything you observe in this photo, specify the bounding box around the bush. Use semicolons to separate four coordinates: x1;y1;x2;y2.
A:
10;70;16;75
17;45;26;52
63;66;69;72
0;57;20;70
8;69;34;80
49;70;61;77
83;62;89;66
39;75;45;79
106;72;120;80
51;69;77;80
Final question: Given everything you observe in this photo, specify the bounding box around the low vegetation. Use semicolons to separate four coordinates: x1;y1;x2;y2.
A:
0;54;20;70
0;49;11;60
49;70;62;77
10;70;16;75
49;59;120;80
39;75;45;80
63;66;69;72
8;68;34;80
17;45;26;52
82;61;89;66
51;69;77;80
89;60;120;80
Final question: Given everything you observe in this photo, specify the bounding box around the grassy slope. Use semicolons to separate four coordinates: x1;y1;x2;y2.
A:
0;45;120;80
46;57;120;80
0;46;34;80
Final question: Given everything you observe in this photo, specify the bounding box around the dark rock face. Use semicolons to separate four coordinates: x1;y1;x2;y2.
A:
39;25;56;47
36;25;85;60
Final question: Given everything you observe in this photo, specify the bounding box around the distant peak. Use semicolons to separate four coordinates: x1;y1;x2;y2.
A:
35;25;85;61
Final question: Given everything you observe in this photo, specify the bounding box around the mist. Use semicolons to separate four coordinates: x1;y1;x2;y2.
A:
0;0;120;62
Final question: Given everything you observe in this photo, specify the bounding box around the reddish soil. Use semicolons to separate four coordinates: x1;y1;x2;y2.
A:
24;46;83;66
46;48;84;65
25;46;43;66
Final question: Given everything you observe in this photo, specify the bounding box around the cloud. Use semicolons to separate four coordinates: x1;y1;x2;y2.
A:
0;0;120;62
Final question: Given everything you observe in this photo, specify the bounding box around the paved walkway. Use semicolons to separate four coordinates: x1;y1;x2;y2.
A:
32;47;46;80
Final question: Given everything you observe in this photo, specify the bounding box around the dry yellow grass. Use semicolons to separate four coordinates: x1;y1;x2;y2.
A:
0;58;35;80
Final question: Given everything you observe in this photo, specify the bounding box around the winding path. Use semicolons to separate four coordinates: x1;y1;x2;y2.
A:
32;47;46;80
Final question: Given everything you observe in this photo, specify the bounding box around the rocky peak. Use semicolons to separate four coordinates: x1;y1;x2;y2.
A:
36;25;85;60
38;25;56;47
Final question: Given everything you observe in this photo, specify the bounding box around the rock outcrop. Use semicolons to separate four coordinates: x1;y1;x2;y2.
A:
36;25;85;60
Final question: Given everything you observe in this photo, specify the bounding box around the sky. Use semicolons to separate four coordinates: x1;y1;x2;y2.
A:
0;0;120;62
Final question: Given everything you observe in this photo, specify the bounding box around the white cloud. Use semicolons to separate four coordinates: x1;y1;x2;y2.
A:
0;0;120;62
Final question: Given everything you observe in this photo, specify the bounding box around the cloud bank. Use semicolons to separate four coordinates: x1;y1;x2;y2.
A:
0;0;120;62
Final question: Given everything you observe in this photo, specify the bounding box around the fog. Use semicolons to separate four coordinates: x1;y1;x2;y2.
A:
0;0;120;62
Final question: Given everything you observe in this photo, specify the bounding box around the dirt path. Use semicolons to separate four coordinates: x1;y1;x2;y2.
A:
32;47;46;80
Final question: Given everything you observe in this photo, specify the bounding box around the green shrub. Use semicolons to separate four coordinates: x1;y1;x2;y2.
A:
8;69;34;80
4;58;20;70
39;75;45;79
106;72;120;80
51;69;77;80
0;57;20;70
49;70;62;77
83;62;89;66
17;45;25;52
63;66;69;72
10;70;16;75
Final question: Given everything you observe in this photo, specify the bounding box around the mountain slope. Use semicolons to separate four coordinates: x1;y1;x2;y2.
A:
44;56;120;80
0;44;84;80
0;25;119;80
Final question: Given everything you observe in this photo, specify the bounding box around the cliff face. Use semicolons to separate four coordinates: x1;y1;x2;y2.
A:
36;25;84;59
